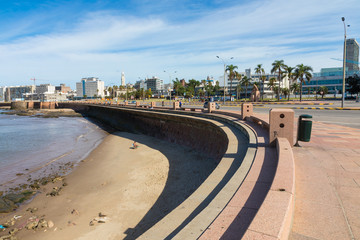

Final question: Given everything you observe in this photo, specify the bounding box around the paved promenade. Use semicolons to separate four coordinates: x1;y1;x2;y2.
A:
289;121;360;240
252;110;360;240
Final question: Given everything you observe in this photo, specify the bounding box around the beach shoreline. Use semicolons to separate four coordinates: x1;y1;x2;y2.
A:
1;130;217;240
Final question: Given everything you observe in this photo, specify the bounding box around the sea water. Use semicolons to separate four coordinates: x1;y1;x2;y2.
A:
0;111;108;191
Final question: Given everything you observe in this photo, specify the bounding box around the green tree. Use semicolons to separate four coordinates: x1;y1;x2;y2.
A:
255;64;265;100
282;87;290;100
290;82;300;99
268;77;277;99
318;86;328;99
226;64;238;97
236;82;243;100
284;65;295;85
294;64;313;102
271;60;286;101
346;74;360;97
241;76;250;100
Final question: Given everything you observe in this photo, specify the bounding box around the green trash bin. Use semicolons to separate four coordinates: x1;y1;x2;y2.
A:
295;114;312;146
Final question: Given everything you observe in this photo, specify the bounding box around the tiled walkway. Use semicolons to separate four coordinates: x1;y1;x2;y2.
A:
290;122;360;240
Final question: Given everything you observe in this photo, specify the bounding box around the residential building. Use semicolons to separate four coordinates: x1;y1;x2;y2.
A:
55;84;72;93
0;87;5;102
5;85;35;101
134;80;147;90
76;77;105;98
36;84;55;94
145;77;164;95
346;38;360;71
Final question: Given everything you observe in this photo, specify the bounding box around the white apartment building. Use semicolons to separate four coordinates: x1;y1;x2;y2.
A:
76;77;105;98
0;87;5;102
36;84;55;94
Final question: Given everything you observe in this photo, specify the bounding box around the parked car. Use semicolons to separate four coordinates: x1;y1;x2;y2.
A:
203;101;220;109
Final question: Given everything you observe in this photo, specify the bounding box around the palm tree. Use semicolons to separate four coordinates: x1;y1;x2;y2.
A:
260;75;267;101
255;64;265;100
284;65;295;85
241;76;250;101
268;77;277;99
290;82;300;99
226;64;238;98
294;64;313;102
271;60;285;101
236;82;243;100
282;87;290;100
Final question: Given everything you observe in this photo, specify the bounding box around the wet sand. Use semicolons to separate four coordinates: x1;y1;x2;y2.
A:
0;131;216;240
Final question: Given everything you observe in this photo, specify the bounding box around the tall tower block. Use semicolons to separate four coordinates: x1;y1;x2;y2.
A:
121;72;126;86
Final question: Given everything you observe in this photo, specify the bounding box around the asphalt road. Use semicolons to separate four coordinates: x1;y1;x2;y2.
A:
221;103;360;129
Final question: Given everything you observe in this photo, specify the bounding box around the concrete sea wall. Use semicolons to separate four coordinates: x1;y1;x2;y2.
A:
59;103;228;161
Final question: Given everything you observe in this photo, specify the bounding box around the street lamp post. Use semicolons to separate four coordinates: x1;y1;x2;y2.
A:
341;17;347;108
164;70;177;101
216;56;233;105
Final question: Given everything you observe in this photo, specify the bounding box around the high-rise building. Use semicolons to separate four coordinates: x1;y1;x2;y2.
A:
121;72;125;86
76;77;105;98
145;77;163;95
346;38;359;71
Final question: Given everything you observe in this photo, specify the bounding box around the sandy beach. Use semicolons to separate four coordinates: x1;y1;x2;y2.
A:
0;131;216;240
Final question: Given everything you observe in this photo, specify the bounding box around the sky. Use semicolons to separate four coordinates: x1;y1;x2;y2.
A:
0;0;359;89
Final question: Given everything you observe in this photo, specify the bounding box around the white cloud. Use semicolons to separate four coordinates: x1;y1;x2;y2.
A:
0;0;359;88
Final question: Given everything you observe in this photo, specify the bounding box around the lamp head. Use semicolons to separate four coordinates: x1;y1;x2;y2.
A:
342;17;345;21
216;56;219;58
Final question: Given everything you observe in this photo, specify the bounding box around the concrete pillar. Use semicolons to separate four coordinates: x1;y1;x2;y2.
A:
241;103;253;120
151;102;156;108
208;102;216;113
27;101;34;109
173;102;179;110
269;109;294;146
49;102;55;109
11;102;27;110
41;102;50;109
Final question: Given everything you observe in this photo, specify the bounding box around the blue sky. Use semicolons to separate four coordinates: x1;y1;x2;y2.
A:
0;0;359;89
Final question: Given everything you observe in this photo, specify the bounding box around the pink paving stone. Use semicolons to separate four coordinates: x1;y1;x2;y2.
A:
247;190;293;238
328;176;359;188
241;230;278;240
290;200;351;240
343;207;360;239
200;207;258;240
337;186;360;211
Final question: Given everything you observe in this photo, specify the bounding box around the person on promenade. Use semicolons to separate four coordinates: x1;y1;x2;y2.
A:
133;141;138;149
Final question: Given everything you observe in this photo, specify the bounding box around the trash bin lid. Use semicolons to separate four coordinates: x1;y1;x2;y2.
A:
299;114;312;119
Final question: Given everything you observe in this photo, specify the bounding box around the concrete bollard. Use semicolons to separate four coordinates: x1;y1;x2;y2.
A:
208;102;216;113
241;103;253;120
269;109;294;146
151;102;156;108
173;101;179;110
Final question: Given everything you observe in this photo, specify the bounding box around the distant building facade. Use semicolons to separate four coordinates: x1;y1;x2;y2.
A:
76;77;105;98
55;84;72;93
134;80;147;90
4;85;35;101
346;38;360;71
305;67;360;94
121;72;125;86
145;77;164;95
36;84;55;94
